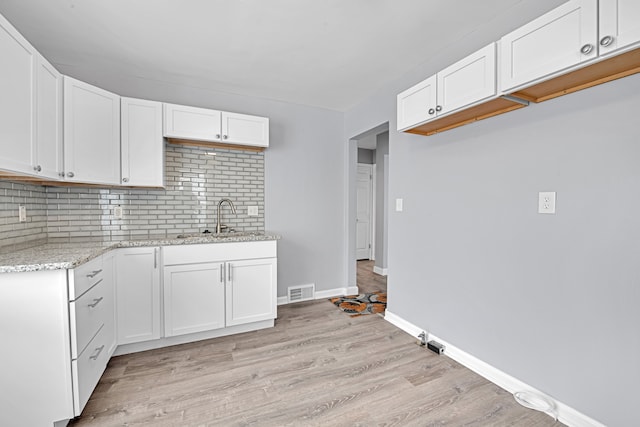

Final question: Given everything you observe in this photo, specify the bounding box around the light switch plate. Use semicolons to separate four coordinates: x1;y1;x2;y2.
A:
538;192;556;214
247;206;259;216
395;198;403;212
18;205;26;222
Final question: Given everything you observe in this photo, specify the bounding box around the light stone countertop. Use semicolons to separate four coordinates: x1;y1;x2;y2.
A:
0;232;281;274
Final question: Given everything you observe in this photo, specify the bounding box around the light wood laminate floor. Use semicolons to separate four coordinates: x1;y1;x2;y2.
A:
70;273;561;426
357;260;387;294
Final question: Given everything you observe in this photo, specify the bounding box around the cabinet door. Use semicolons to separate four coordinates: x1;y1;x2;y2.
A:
163;102;221;142
599;0;640;56
121;97;164;187
396;74;437;131
221;112;269;147
163;262;225;337
63;76;121;185
500;0;598;92
101;251;117;357
226;258;277;327
437;43;496;115
116;247;161;345
35;54;63;180
0;13;35;174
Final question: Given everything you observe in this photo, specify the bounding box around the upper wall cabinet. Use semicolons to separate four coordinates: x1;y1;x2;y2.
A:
64;76;121;185
598;0;640;57
397;43;527;136
35;55;63;180
0;13;35;175
500;0;598;93
164;103;269;149
121;97;164;187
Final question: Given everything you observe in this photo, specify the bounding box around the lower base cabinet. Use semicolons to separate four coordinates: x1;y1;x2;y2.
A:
226;258;277;326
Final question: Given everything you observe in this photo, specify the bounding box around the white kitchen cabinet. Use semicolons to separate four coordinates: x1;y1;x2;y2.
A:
116;247;161;345
121;97;164;187
500;0;598;93
63;76;121;185
0;13;35;175
34;54;63;179
164;102;269;148
225;257;277;327
599;0;640;57
221;111;269;148
163;262;226;337
397;43;497;131
162;241;277;336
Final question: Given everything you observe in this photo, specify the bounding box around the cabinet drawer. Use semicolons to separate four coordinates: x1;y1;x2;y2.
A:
72;324;110;415
69;256;104;300
69;277;110;359
163;241;277;265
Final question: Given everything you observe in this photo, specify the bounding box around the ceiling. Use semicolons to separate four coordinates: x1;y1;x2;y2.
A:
0;1;565;112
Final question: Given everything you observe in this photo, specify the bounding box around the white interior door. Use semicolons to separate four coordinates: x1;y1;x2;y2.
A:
356;164;373;260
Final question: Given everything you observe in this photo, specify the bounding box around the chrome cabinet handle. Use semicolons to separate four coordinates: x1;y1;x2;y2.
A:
428;108;435;115
34;165;42;172
86;269;102;278
89;345;105;360
154;248;157;269
600;35;614;47
223;135;228;140
67;172;75;178
220;264;224;283
580;44;594;55
122;177;129;183
87;296;104;308
228;263;232;282
435;105;442;112
215;134;221;139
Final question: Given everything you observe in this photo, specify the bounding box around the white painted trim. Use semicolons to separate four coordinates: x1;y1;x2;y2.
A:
384;311;607;427
277;286;360;306
371;164;376;261
373;266;388;276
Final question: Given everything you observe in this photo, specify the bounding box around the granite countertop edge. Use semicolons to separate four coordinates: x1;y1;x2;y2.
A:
0;233;281;274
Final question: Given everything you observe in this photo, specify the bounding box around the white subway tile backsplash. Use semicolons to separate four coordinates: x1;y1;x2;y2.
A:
0;143;264;248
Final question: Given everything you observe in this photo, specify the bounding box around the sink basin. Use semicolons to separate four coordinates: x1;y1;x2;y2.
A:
175;231;263;239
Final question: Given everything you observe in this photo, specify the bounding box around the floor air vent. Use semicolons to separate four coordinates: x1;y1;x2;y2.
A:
288;284;315;303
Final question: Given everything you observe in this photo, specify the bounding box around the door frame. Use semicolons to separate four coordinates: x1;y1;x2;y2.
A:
356;163;374;260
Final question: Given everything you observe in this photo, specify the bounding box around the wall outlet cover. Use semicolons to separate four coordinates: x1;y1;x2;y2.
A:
18;205;27;222
247;206;259;216
538;192;556;214
395;198;403;212
114;206;123;219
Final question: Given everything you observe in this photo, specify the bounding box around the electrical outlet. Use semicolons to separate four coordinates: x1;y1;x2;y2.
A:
538;192;556;214
114;206;123;219
247;206;259;216
18;205;27;222
395;198;403;212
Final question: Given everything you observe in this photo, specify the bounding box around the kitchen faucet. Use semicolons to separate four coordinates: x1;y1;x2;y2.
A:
216;198;237;234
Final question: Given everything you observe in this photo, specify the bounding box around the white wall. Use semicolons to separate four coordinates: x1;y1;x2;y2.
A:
54;65;346;298
344;53;640;427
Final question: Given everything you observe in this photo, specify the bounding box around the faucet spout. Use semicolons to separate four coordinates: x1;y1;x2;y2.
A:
216;199;237;234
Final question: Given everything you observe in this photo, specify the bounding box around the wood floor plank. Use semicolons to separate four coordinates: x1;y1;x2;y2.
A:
70;269;562;427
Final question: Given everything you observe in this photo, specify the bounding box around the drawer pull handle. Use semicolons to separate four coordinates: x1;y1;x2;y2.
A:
87;297;104;308
86;269;103;279
89;345;105;361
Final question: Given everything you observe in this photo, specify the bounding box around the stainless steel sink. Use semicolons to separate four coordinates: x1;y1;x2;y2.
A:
175;231;263;239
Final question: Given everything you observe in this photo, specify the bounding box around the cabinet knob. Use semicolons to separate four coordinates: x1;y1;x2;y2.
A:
600;35;614;47
122;177;129;183
33;165;42;172
435;105;442;112
58;172;65;178
580;44;594;55
428;108;435;115
223;135;228;140
67;172;75;178
216;134;221;139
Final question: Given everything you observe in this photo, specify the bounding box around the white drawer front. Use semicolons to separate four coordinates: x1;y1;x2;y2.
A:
69;277;110;359
69;256;104;300
163;240;277;265
72;324;110;415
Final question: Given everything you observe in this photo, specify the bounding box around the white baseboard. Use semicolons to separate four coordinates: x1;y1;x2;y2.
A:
373;266;388;276
384;310;606;427
277;286;359;305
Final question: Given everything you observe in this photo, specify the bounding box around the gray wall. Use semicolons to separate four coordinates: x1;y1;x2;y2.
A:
374;132;389;270
357;148;374;164
345;61;640;427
